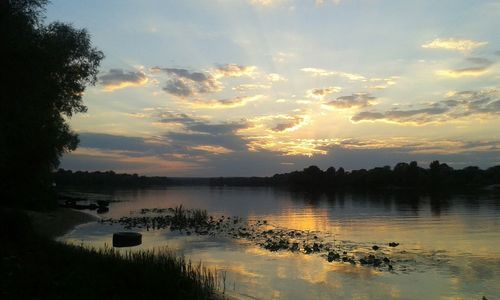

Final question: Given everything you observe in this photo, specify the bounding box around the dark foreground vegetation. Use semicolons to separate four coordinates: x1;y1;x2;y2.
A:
1;2;219;299
0;209;220;300
209;161;500;191
1;0;103;209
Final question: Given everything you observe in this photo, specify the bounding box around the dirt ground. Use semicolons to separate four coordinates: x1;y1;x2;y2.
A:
25;208;97;239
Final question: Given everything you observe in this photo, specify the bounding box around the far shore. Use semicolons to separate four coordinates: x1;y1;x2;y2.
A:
25;208;98;239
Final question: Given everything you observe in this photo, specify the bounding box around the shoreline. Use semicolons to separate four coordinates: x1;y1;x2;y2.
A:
25;208;98;239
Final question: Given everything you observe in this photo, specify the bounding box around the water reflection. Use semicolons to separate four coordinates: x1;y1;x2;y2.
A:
61;187;500;300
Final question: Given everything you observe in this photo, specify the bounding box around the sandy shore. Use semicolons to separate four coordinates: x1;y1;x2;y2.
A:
26;208;98;239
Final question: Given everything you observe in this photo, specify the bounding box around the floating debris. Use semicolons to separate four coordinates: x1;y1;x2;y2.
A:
113;231;142;247
100;206;408;272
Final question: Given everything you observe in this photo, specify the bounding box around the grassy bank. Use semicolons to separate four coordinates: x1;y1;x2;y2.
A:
1;209;220;300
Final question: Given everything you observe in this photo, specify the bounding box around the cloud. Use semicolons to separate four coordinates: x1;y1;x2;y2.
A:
250;0;283;6
189;145;234;155
436;57;494;78
78;132;165;154
315;0;342;5
301;68;366;81
124;112;149;119
62;147;202;175
421;38;488;52
271;116;306;132
273;51;295;63
187;95;263;109
64;130;500;176
250;0;342;8
351;107;448;123
156;111;250;151
154;67;221;97
62;135;500;176
165;131;247;152
232;84;271;91
154;64;259;98
157;111;247;135
267;73;287;82
99;69;148;92
352;89;500;124
157;111;197;124
212;64;257;78
302;69;398;90
237;114;319;155
75;112;252;168
324;93;376;109
248;138;332;156
351;111;385;122
244;114;310;134
366;77;398;90
307;87;342;99
186;121;248;136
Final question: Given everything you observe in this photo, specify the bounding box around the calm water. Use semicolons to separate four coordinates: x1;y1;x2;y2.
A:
61;187;500;299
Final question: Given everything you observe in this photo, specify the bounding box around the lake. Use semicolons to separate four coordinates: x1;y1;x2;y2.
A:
61;186;500;299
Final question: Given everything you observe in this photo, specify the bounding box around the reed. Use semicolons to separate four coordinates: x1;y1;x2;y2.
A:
171;205;209;227
1;209;222;300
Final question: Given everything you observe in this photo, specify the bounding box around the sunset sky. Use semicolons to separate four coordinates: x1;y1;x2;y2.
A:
46;0;500;176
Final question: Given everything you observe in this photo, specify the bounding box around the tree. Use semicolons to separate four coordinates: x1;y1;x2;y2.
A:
0;0;104;207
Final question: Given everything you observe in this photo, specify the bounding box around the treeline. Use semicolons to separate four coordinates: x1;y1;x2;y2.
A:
54;169;171;187
209;161;500;191
56;161;500;191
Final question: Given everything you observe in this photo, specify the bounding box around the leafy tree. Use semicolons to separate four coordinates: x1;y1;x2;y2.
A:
0;0;103;207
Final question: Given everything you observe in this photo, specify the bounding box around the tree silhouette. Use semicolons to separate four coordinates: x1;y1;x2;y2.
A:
1;0;103;207
209;161;500;191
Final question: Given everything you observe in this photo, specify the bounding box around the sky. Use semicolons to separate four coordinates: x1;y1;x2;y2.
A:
46;0;500;176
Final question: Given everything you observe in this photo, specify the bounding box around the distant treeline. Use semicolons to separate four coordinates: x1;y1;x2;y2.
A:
54;169;210;187
55;161;500;191
54;169;171;187
209;161;500;191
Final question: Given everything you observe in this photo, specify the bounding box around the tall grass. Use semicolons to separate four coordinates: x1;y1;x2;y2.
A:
171;205;209;228
1;208;222;300
110;247;220;295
